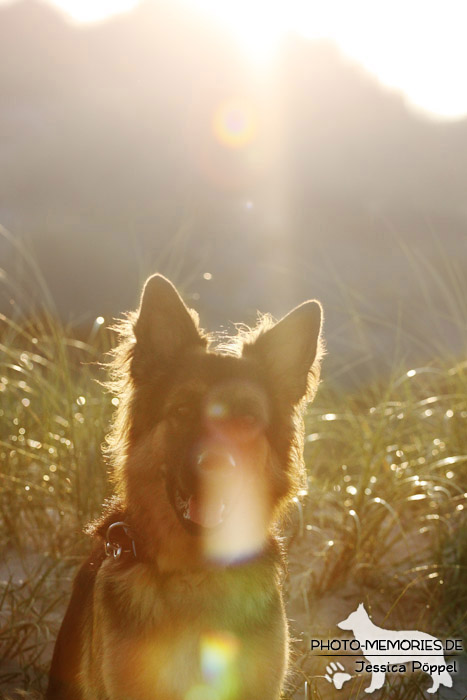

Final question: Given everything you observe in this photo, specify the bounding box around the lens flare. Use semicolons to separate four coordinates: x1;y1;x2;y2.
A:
201;631;240;694
203;469;269;563
185;685;219;700
184;631;240;698
206;400;229;420
213;99;257;149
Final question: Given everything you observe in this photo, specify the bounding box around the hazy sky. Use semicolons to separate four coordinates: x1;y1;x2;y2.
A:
2;0;467;120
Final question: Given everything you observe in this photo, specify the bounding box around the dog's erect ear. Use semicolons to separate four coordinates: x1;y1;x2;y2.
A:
246;301;322;405
133;274;204;363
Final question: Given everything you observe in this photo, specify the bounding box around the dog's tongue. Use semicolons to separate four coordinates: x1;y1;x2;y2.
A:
188;495;225;528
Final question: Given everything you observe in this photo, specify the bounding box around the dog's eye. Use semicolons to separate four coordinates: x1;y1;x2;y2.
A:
237;414;259;430
168;404;191;420
175;405;190;417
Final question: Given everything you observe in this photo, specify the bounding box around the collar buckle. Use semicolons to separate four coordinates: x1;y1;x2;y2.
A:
105;521;137;561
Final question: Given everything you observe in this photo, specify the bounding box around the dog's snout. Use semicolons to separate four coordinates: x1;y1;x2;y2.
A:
196;449;236;474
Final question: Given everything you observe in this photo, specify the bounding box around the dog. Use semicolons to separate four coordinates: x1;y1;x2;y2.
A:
46;274;323;700
338;603;453;694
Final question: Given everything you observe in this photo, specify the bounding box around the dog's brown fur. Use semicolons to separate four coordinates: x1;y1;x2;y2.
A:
47;275;323;700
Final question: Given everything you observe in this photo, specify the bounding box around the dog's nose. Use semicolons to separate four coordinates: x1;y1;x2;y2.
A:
196;449;236;474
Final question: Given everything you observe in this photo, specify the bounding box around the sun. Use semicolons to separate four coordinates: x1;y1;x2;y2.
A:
185;0;289;65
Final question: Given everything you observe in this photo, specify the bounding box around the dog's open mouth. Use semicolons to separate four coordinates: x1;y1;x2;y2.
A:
175;488;229;529
170;448;241;533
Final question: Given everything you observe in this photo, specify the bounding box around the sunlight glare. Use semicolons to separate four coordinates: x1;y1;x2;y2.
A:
190;0;467;119
190;0;287;63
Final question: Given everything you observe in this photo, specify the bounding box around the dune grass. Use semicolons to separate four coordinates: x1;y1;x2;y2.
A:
285;361;467;698
0;233;466;698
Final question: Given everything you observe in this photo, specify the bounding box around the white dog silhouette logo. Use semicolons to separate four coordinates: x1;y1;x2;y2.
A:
336;603;453;694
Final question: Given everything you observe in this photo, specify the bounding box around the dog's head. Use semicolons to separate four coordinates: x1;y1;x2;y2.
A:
107;274;323;569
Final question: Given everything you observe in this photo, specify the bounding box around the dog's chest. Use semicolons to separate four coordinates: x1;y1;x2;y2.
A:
90;560;284;698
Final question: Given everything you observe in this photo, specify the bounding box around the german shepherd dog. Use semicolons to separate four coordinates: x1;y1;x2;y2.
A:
47;274;323;700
